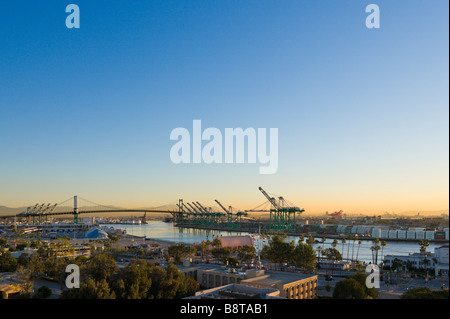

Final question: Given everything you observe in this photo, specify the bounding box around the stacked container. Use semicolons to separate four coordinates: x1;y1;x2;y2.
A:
397;230;407;239
371;227;381;238
380;230;389;239
407;230;416;240
416;230;425;240
425;230;435;240
388;230;398;239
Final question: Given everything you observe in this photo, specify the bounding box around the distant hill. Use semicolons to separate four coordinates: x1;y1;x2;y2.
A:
0;205;27;216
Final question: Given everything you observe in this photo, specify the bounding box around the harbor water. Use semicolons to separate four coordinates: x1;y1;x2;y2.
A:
106;221;446;264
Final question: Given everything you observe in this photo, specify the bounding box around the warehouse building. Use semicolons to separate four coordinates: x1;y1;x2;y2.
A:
177;264;318;299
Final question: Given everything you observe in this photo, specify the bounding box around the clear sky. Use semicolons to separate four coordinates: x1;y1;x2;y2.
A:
0;0;448;214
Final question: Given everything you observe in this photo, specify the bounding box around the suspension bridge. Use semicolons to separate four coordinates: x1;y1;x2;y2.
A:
0;187;305;232
0;196;179;224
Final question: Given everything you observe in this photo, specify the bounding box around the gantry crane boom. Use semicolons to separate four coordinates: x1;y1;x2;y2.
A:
187;202;200;214
258;187;281;210
214;200;230;214
195;202;209;214
34;203;46;214
27;204;38;213
40;203;51;214
182;203;194;214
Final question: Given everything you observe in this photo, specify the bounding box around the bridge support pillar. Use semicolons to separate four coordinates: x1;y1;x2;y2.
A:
74;195;79;224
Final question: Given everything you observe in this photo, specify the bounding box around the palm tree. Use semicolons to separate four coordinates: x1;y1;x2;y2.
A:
346;235;353;261
374;245;381;265
306;235;315;246
356;240;362;263
321;237;326;254
380;240;386;265
340;238;346;260
299;234;305;243
418;240;430;270
331;239;338;249
316;246;323;264
351;234;358;262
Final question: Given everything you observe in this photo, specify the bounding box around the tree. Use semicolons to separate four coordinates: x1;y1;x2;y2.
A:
418;240;430;270
299;235;305;243
211;247;231;264
332;278;366;299
333;272;379;299
61;278;116;299
316;246;323;264
401;287;449;299
0;249;18;272
380;240;386;265
322;248;342;276
350;272;378;299
199;241;209;262
261;234;294;271
211;238;222;248
306;235;315;246
147;263;192;299
340;238;346;259
83;253;118;282
110;259;153;299
237;245;256;264
356;240;362;262
370;238;381;265
292;241;316;273
34;286;52;299
168;243;195;264
346;235;352;261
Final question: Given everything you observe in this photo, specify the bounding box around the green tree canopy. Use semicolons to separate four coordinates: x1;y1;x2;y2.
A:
237;245;256;263
401;287;449;299
292;241;316;273
332;278;366;299
261;234;295;270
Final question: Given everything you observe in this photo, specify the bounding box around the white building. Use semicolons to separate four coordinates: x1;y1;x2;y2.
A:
434;245;449;277
383;245;449;277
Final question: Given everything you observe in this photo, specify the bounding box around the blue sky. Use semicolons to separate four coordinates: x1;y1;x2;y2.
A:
0;1;448;214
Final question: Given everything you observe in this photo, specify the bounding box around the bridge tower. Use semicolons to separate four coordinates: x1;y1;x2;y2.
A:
73;195;79;224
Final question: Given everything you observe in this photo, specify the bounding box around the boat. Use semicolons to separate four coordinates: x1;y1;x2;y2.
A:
164;215;174;223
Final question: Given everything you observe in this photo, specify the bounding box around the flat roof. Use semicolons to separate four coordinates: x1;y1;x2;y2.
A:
243;271;317;286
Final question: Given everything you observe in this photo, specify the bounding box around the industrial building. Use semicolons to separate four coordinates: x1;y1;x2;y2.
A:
188;283;281;299
177;264;318;299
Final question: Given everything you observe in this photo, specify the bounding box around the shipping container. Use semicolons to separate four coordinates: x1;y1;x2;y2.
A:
416;230;425;240
371;227;380;238
388;230;398;239
445;230;449;241
435;231;445;240
407;230;416;240
397;230;407;239
425;230;435;240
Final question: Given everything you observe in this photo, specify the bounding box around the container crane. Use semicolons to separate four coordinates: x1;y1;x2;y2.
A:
329;210;343;219
187;202;201;214
258;186;303;232
214;200;230;215
195;202;210;214
258;187;281;210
